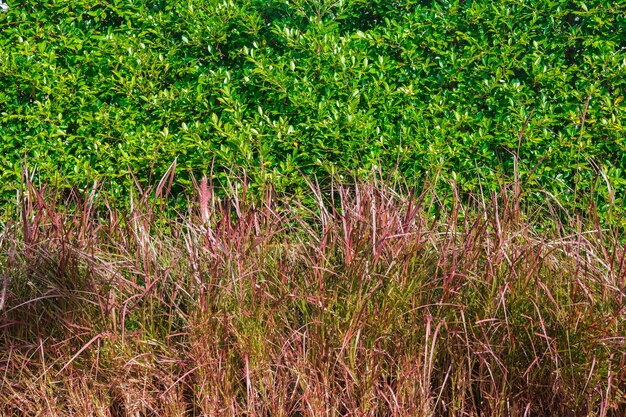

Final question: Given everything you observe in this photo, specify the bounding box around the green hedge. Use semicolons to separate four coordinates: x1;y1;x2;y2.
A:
1;0;625;212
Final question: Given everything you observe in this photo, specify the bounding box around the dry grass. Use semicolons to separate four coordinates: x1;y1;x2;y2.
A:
1;173;625;416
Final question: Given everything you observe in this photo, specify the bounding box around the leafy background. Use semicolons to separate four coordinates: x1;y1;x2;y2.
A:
1;0;625;213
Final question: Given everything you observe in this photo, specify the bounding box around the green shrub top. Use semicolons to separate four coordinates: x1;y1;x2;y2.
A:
1;0;625;213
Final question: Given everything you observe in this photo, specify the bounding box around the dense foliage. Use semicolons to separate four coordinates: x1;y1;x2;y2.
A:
1;0;626;211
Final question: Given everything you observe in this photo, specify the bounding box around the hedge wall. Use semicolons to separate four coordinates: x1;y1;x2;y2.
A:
1;0;625;211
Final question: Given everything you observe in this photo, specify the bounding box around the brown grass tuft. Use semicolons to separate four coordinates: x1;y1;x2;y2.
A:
1;173;625;416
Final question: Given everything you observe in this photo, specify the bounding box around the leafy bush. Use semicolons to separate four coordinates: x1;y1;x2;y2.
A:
1;0;625;213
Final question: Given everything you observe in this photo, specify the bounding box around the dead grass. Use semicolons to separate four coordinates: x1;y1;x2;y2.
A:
1;172;625;416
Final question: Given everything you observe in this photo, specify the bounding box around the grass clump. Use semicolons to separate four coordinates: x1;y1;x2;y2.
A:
1;174;625;416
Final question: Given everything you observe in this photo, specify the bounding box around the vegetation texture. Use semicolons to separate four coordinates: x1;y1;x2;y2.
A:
1;0;626;213
1;176;625;416
2;0;626;415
